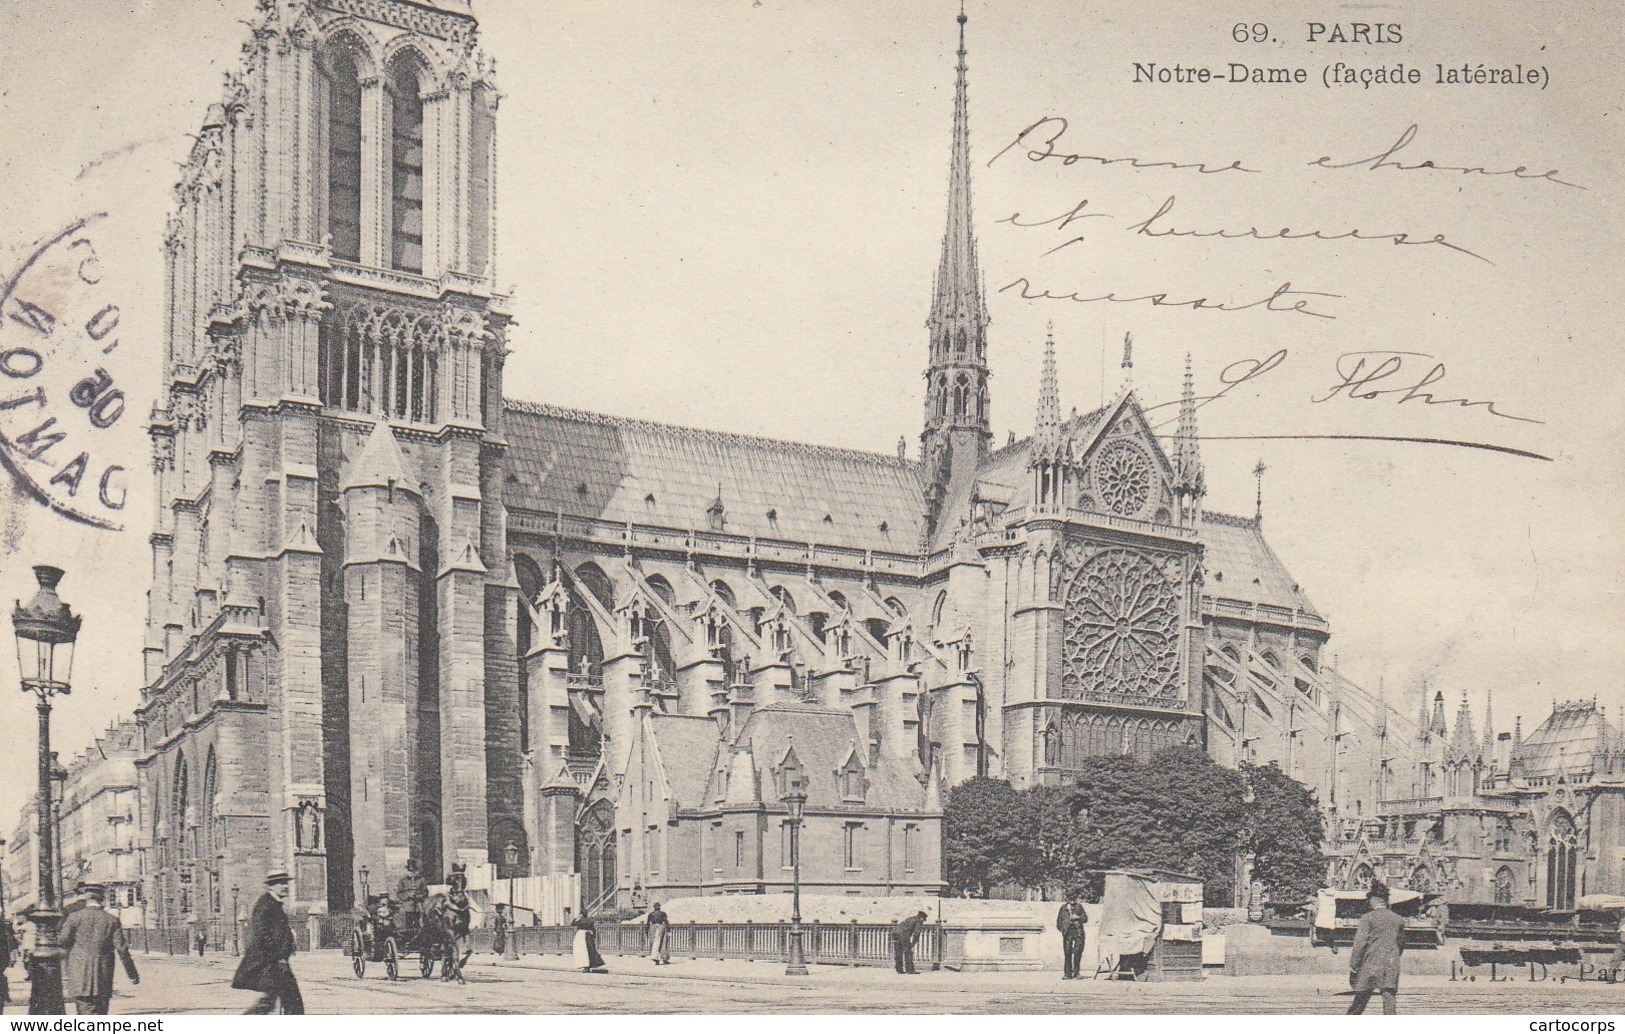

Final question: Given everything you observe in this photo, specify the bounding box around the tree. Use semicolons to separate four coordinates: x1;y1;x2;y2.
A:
939;752;1326;905
1242;762;1326;902
941;777;1029;897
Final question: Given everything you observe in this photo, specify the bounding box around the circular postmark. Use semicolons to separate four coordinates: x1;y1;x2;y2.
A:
0;214;133;532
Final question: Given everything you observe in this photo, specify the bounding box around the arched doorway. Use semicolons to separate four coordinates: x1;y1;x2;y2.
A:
1546;811;1578;911
577;800;617;915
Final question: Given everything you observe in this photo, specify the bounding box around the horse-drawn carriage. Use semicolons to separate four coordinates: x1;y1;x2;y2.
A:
349;868;474;982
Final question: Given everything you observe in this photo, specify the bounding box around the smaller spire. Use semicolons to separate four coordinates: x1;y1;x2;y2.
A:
1482;690;1496;753
1036;322;1061;440
1253;459;1267;522
1119;331;1134;391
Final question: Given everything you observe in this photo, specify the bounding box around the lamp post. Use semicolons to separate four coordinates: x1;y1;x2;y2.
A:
503;842;520;961
49;755;67;906
783;777;808;976
357;865;370;906
13;565;82;1014
230;886;241;956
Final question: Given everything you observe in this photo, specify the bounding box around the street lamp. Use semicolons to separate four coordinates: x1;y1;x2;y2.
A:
503;842;520;961
13;565;81;1015
357;865;370;906
49;754;68;906
783;776;808;976
230;886;241;956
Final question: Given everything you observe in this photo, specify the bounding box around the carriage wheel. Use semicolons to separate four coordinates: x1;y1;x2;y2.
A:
419;946;437;979
350;930;366;979
385;937;400;982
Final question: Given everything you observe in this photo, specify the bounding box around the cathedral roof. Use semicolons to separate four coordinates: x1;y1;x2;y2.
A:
502;400;927;553
1199;511;1322;620
712;703;929;812
1515;700;1616;781
646;712;723;809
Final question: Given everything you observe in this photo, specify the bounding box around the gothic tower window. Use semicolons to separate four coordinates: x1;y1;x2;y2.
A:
1546;810;1578;911
327;53;363;263
389;60;426;274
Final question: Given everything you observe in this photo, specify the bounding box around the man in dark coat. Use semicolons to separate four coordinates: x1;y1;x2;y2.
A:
1057;894;1088;979
892;910;929;975
59;884;139;1015
1348;882;1405;1015
232;869;303;1015
0;911;18;1011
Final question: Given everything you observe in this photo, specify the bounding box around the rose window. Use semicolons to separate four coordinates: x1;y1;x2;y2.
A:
1094;440;1153;516
1061;548;1180;699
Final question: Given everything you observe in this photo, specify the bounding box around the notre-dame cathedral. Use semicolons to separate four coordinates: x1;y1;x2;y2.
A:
128;0;1622;924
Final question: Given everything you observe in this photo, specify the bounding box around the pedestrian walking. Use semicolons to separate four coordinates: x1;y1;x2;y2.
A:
492;904;509;956
892;910;928;975
1057;894;1088;979
647;903;670;965
0;912;18;1011
232;869;303;1015
1347;882;1405;1015
194;928;206;958
572;913;607;973
59;884;139;1015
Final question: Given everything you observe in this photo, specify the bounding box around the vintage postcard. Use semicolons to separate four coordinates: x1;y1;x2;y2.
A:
0;0;1618;1018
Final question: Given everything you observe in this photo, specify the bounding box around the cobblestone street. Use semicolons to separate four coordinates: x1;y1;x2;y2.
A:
5;951;1621;1015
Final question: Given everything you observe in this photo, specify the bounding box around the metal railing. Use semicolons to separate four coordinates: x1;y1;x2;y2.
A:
470;921;945;969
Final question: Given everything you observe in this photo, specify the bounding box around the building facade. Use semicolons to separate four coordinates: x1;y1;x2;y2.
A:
72;0;1611;923
1329;696;1625;905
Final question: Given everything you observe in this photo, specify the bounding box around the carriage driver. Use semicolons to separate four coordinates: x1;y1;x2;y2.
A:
397;859;429;922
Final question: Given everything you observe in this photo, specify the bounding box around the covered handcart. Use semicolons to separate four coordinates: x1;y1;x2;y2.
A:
1095;869;1205;981
1310;887;1443;949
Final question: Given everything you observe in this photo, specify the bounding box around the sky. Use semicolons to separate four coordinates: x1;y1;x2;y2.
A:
0;0;1619;828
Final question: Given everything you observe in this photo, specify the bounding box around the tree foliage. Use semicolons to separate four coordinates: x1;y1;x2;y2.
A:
940;749;1325;905
941;777;1031;898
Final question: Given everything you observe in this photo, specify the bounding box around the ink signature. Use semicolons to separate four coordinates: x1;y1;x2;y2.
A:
1311;351;1542;424
1142;349;1288;426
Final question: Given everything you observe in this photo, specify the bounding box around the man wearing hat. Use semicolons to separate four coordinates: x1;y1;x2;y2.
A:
1347;881;1405;1015
232;869;303;1015
58;883;139;1015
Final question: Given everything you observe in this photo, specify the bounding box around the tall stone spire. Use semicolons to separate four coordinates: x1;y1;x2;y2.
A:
1174;354;1205;526
922;3;992;534
1482;690;1496;754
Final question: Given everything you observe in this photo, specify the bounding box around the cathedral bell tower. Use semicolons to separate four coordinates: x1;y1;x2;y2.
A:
142;0;517;915
921;8;991;536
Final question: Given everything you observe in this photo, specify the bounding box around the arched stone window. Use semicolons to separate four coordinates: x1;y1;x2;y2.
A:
1546;810;1578;911
770;586;796;615
645;574;675;607
388;58;426;273
952;374;969;418
514;554;546;754
172;756;191;861
709;580;736;609
325;51;363;262
1494;865;1516;904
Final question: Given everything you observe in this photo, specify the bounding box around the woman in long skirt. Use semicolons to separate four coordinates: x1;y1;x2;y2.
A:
572;914;607;973
647;903;670;965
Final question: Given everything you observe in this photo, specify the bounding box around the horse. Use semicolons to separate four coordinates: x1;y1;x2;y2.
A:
422;893;472;984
